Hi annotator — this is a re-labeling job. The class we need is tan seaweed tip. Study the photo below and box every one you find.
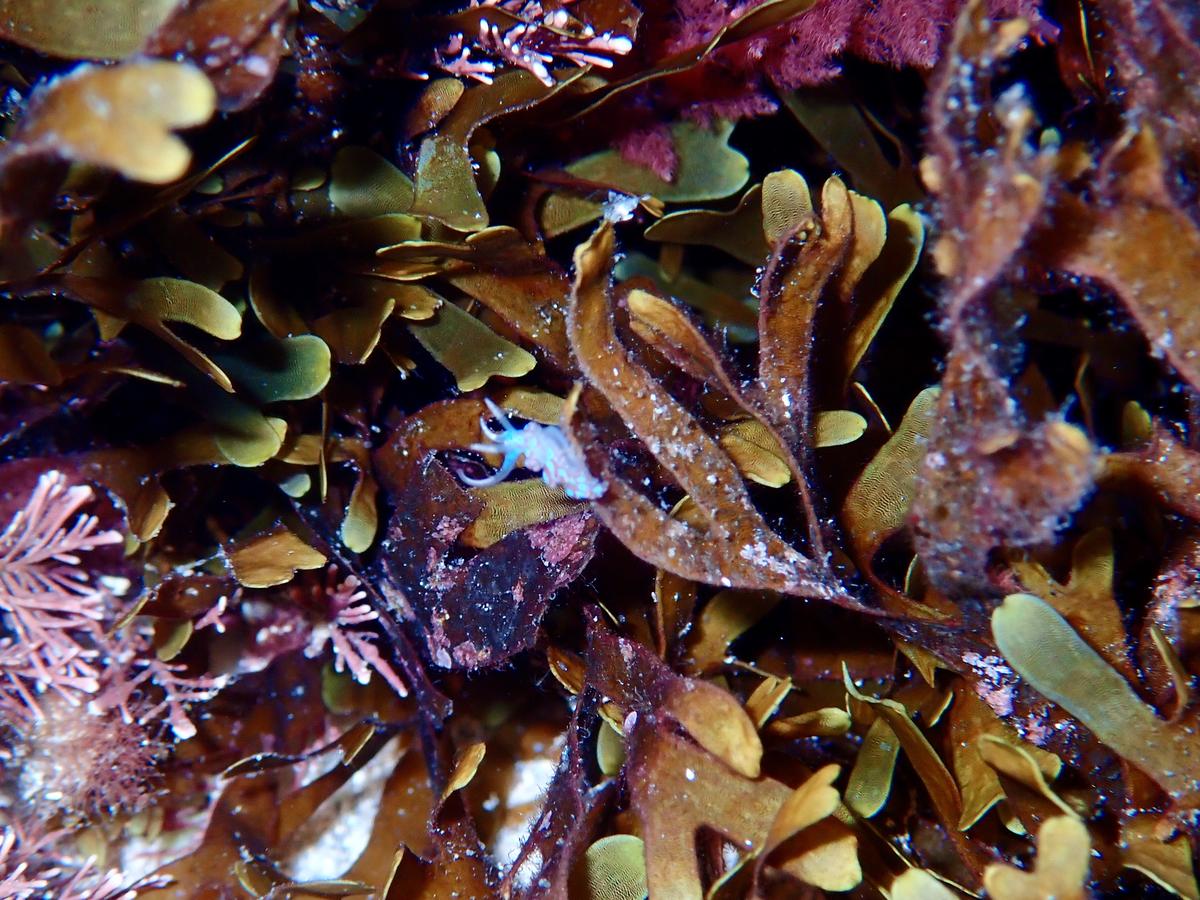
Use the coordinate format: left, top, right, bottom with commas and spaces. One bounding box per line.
27, 59, 217, 185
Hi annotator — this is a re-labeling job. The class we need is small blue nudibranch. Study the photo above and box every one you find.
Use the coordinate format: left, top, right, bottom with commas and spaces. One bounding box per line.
461, 399, 607, 500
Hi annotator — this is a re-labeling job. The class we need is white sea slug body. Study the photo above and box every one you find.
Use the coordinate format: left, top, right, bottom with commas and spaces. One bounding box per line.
461, 399, 607, 500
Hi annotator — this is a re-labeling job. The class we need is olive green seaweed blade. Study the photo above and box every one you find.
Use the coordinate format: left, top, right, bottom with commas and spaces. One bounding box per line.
992, 592, 1200, 806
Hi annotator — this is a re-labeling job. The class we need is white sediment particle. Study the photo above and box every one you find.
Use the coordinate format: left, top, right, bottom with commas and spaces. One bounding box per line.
284, 737, 405, 882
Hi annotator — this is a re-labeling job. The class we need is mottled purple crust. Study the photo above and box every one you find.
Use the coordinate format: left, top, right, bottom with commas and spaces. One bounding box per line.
460, 398, 607, 500
378, 459, 599, 671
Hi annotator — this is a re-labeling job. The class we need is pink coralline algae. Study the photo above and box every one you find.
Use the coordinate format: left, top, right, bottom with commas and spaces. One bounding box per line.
302, 567, 409, 698
434, 0, 634, 86
0, 824, 168, 900
91, 634, 227, 742
0, 471, 122, 718
0, 472, 222, 739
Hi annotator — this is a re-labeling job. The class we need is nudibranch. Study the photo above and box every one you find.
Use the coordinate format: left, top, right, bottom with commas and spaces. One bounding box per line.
460, 399, 607, 500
